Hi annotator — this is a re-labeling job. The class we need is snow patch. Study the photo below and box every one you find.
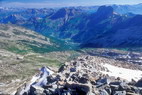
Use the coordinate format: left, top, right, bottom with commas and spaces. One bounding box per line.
20, 66, 54, 95
101, 64, 142, 82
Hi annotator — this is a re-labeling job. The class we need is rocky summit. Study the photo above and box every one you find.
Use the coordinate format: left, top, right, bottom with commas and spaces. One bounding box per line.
15, 55, 142, 95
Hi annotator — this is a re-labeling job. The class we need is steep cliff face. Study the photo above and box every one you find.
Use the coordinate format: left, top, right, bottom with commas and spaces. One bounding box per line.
71, 6, 123, 43
80, 15, 142, 48
50, 8, 80, 20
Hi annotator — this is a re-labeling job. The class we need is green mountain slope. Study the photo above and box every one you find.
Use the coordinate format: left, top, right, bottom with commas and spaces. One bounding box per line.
0, 24, 53, 54
0, 24, 81, 87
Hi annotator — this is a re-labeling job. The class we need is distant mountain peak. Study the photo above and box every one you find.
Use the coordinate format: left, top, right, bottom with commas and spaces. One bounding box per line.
49, 8, 81, 20
96, 6, 114, 17
50, 8, 67, 19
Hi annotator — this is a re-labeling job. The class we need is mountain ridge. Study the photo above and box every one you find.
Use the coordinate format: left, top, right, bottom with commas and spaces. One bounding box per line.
1, 5, 142, 48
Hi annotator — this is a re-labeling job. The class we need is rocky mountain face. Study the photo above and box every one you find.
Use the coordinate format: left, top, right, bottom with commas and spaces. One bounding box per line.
71, 6, 123, 43
15, 55, 142, 95
50, 8, 81, 20
0, 7, 83, 37
68, 6, 142, 48
2, 5, 142, 48
80, 15, 142, 48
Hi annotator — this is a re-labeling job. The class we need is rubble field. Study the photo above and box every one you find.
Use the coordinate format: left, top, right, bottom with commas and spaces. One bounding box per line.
15, 55, 142, 95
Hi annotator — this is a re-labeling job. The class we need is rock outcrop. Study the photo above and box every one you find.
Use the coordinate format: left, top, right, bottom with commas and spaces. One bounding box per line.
15, 55, 142, 95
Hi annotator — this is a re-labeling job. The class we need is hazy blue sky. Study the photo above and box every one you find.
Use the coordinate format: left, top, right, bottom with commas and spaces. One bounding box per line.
1, 0, 142, 8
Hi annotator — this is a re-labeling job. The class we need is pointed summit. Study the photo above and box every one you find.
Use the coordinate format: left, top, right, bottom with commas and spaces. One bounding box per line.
50, 8, 81, 20
97, 6, 113, 14
96, 6, 114, 18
